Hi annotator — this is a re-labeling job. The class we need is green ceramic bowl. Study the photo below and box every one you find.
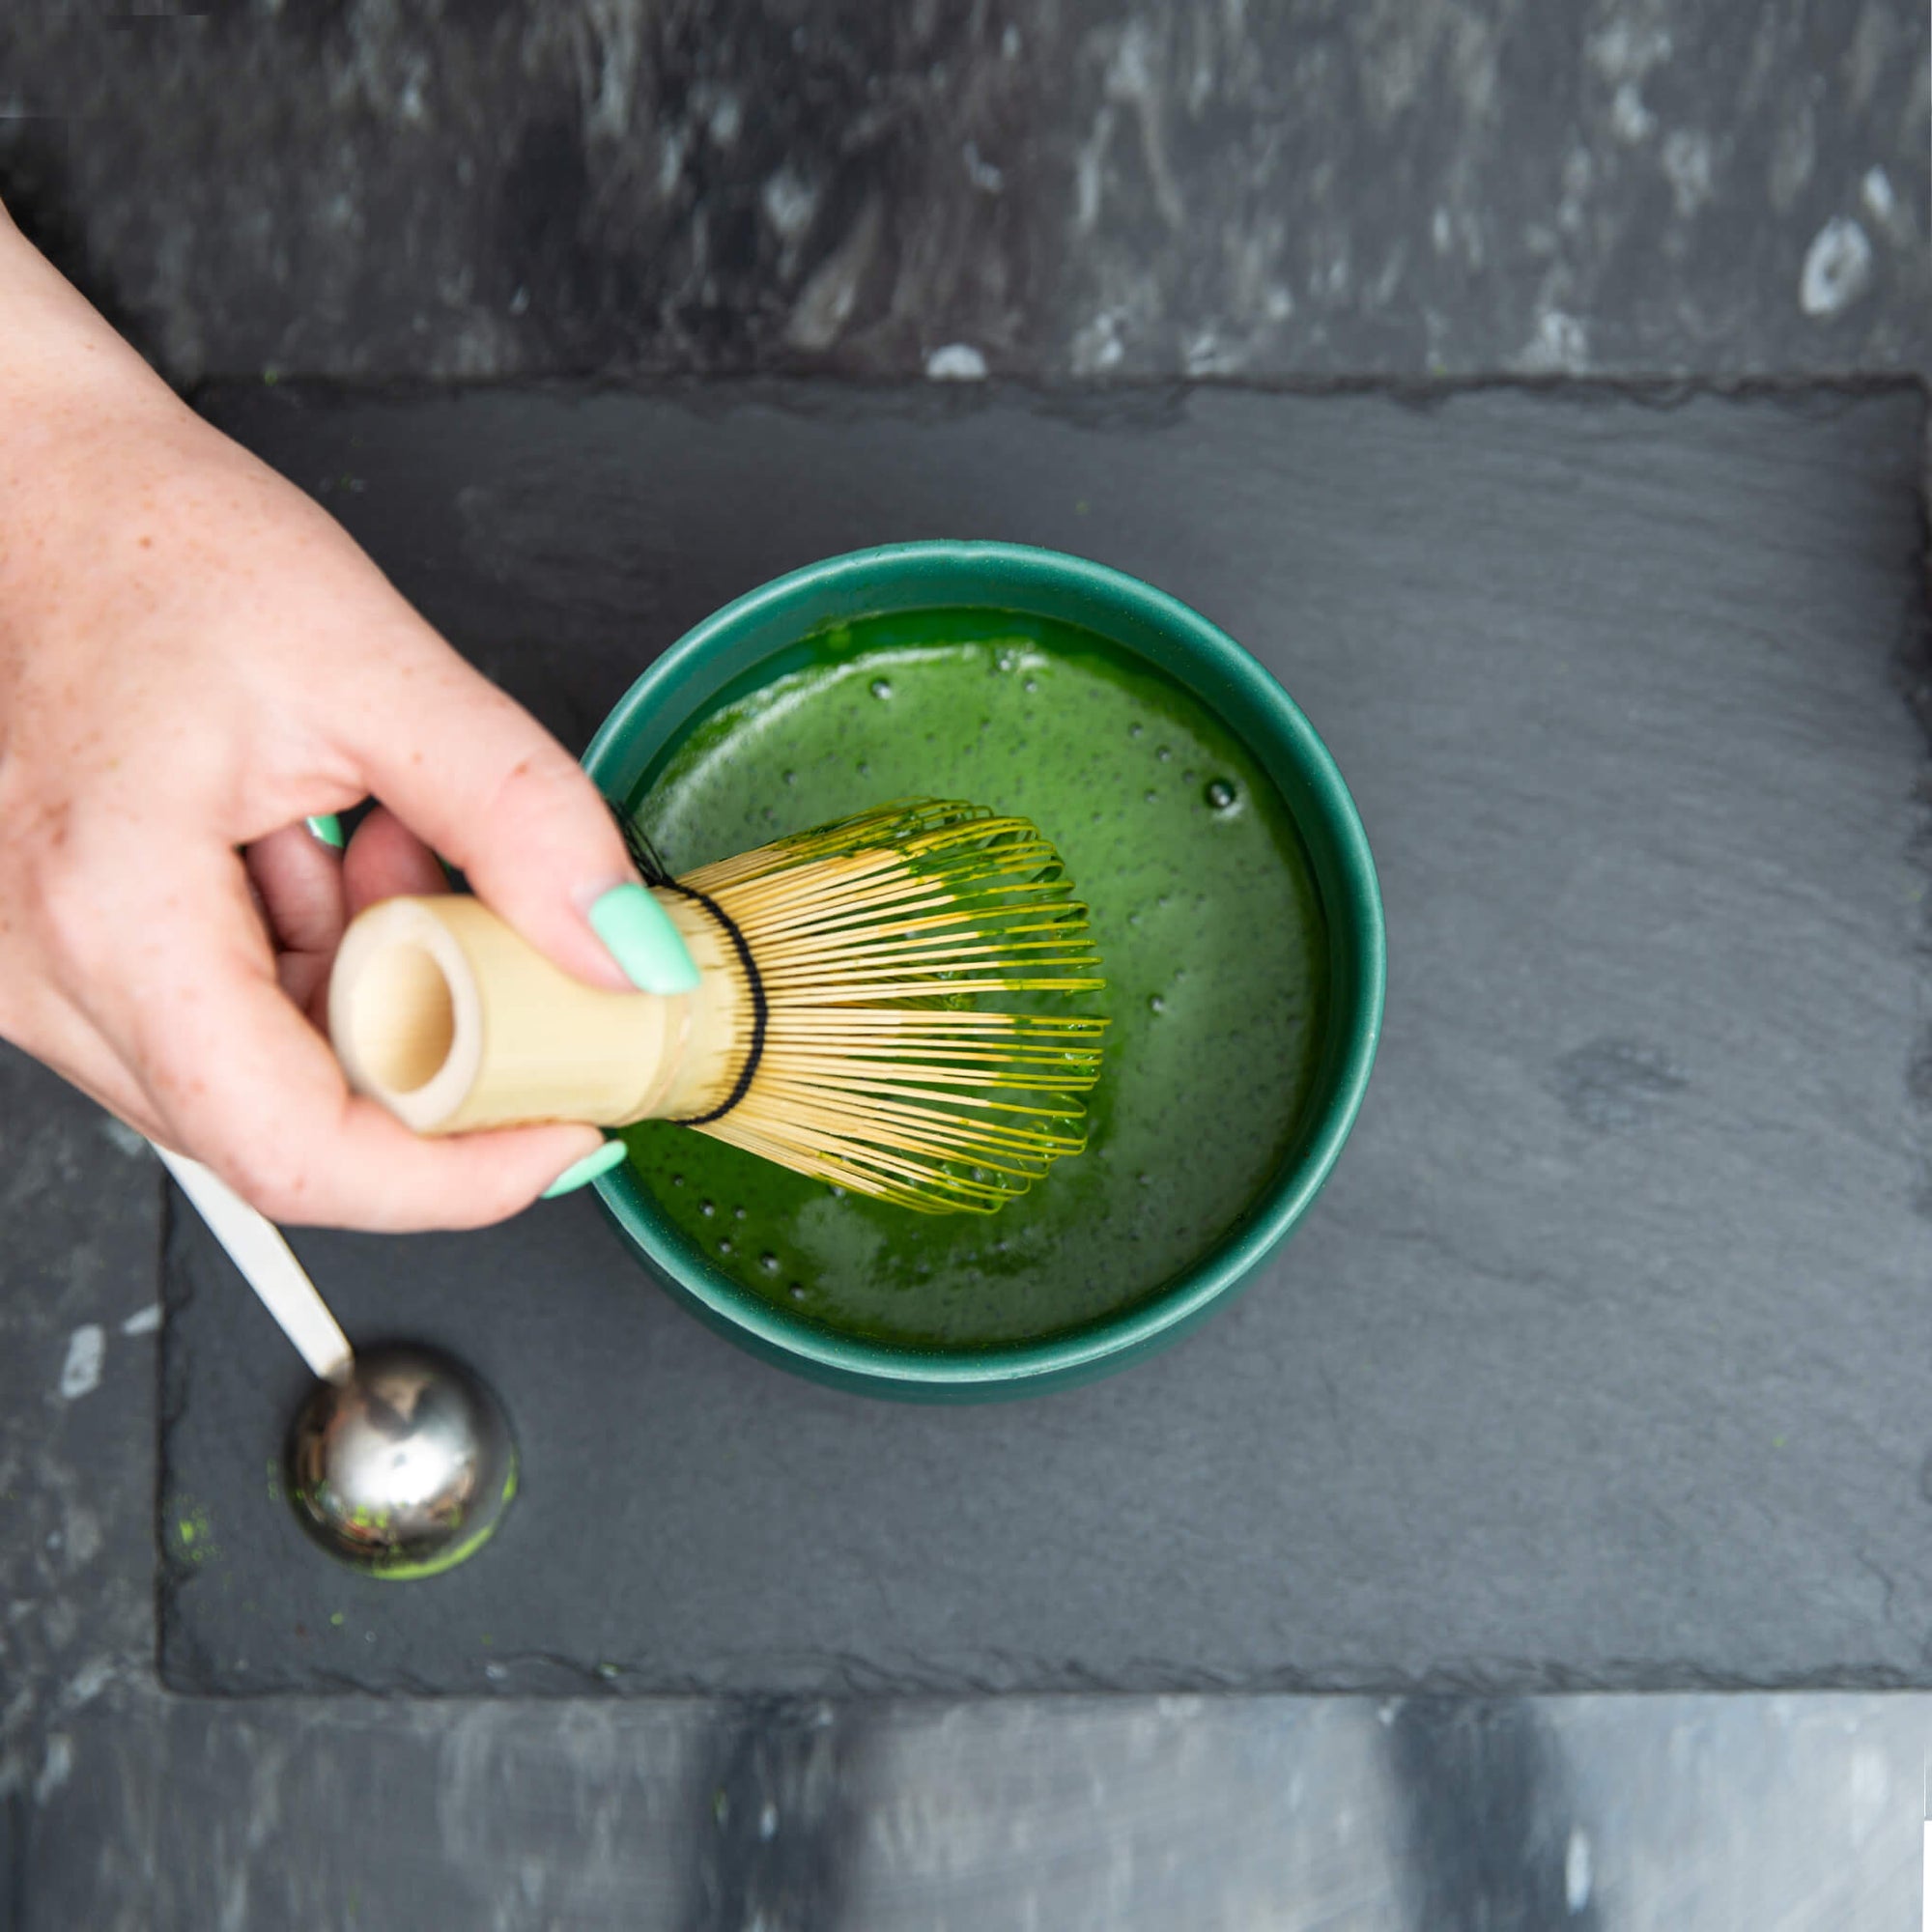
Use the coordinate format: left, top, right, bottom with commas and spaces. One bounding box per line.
583, 541, 1383, 1400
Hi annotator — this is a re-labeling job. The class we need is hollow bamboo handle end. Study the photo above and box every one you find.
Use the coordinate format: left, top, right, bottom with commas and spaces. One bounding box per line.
328, 895, 732, 1135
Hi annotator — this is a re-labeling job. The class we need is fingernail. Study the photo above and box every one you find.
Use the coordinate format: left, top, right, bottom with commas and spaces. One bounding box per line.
587, 883, 701, 994
541, 1139, 626, 1200
306, 814, 345, 850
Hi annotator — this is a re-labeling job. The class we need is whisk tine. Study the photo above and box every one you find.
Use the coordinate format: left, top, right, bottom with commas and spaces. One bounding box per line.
624, 796, 1110, 1212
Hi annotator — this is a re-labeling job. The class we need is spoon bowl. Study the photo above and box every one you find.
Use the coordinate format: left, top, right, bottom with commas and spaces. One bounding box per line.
286, 1343, 517, 1578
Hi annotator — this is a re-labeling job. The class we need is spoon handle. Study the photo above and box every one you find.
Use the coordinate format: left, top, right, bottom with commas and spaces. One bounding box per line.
151, 1143, 355, 1385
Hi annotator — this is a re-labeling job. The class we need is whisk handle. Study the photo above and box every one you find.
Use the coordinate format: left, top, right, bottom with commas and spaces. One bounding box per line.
327, 895, 726, 1134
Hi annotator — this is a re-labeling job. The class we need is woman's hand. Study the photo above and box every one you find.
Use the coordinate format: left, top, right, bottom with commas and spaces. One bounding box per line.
0, 203, 691, 1230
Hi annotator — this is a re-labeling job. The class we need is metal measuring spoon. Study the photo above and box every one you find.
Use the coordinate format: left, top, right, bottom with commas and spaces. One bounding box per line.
156, 1145, 517, 1578
286, 1344, 518, 1579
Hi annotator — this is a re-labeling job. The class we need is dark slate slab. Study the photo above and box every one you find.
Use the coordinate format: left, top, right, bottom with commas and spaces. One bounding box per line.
159, 379, 1932, 1695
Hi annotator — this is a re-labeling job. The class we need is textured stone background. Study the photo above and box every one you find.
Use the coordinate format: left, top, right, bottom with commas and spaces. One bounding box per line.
1, 0, 1927, 385
1, 5, 1930, 1925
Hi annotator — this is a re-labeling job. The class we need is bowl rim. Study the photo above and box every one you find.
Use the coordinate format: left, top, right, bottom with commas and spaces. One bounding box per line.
582, 539, 1385, 1390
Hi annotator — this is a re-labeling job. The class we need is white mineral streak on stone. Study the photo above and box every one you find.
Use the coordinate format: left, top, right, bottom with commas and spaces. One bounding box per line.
62, 1503, 100, 1570
1565, 1827, 1592, 1911
761, 166, 819, 248
784, 196, 883, 352
1103, 21, 1184, 230
925, 344, 988, 381
63, 1657, 113, 1709
581, 0, 644, 142
1800, 216, 1874, 318
704, 87, 742, 148
962, 141, 1005, 193
58, 1326, 104, 1402
1588, 17, 1673, 83
1075, 103, 1117, 234
1661, 128, 1714, 218
1071, 311, 1126, 375
1589, 14, 1671, 144
99, 1117, 149, 1159
1860, 167, 1914, 245
1611, 82, 1655, 142
1184, 329, 1235, 376
1518, 307, 1590, 374
34, 1733, 72, 1804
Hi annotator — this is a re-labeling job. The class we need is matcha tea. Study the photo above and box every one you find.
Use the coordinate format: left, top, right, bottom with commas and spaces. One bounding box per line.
621, 609, 1327, 1347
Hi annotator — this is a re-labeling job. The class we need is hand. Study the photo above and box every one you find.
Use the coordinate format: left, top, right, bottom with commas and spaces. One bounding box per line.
0, 204, 690, 1230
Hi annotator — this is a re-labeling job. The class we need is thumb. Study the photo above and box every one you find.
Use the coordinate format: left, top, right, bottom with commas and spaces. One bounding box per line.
332, 622, 698, 997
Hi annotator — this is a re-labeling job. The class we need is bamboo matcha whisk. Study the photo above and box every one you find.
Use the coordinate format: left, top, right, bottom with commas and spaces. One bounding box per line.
327, 800, 1109, 1212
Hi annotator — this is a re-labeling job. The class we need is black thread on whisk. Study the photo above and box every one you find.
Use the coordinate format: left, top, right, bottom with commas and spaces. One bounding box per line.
606, 797, 768, 1124
608, 799, 673, 888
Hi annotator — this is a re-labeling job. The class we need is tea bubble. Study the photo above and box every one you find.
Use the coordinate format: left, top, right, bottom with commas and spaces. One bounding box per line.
1205, 779, 1237, 810
1128, 723, 1144, 739
1148, 994, 1166, 1014
788, 1284, 806, 1300
1023, 677, 1037, 694
1144, 789, 1158, 804
759, 1252, 781, 1273
869, 678, 893, 700
1155, 746, 1172, 762
734, 1207, 748, 1221
699, 1200, 716, 1217
718, 1238, 733, 1255
782, 769, 797, 786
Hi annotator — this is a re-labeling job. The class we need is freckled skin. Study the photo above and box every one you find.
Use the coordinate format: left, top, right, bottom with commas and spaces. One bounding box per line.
0, 199, 650, 1231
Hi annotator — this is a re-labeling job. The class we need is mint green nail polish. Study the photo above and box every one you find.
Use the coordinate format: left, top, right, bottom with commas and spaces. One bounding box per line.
588, 883, 701, 994
541, 1139, 626, 1200
306, 814, 345, 850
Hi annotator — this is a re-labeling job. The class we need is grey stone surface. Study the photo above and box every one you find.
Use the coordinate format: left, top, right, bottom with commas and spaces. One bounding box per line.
1, 1, 1925, 386
153, 378, 1932, 1698
0, 1048, 162, 1844
10, 1686, 1932, 1928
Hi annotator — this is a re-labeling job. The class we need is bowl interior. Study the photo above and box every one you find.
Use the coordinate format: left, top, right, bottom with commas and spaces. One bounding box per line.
583, 543, 1383, 1396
